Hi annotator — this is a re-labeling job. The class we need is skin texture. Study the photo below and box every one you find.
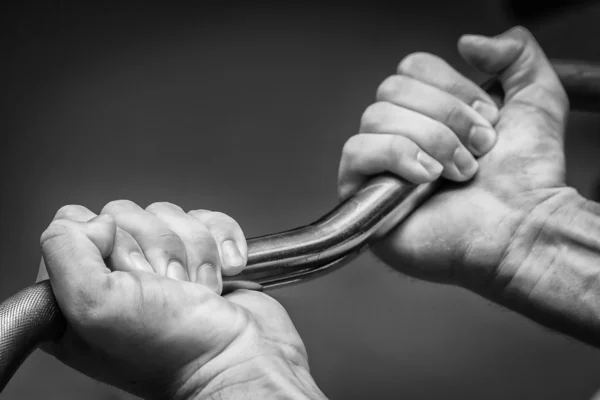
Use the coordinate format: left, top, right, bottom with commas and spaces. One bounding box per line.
37, 204, 325, 399
339, 26, 600, 349
338, 26, 570, 290
35, 25, 600, 399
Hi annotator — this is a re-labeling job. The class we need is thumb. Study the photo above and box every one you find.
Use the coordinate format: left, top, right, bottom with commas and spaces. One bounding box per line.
41, 214, 116, 315
82, 214, 117, 258
457, 26, 569, 128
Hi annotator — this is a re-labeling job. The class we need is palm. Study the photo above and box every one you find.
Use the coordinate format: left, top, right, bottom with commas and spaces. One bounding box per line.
45, 271, 305, 397
374, 95, 568, 286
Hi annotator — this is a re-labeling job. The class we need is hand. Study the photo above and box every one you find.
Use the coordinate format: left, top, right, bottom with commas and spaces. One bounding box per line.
37, 202, 324, 399
338, 27, 575, 294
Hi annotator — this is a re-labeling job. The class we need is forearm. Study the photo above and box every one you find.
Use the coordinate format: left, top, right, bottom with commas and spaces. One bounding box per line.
490, 188, 600, 347
177, 355, 327, 400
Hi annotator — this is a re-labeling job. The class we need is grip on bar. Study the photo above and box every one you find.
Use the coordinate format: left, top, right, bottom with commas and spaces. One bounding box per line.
1, 59, 600, 392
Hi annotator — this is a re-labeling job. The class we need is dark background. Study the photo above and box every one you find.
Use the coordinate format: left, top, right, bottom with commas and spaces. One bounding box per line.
1, 1, 600, 399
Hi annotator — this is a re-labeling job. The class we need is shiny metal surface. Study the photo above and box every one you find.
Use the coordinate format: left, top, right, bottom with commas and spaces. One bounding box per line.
1, 59, 600, 392
224, 176, 439, 290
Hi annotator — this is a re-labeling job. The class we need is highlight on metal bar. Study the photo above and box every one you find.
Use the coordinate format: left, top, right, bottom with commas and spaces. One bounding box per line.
1, 59, 600, 393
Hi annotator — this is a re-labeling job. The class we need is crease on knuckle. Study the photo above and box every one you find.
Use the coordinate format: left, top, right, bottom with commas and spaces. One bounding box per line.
40, 220, 77, 248
427, 127, 458, 162
445, 80, 461, 96
509, 25, 533, 41
157, 231, 186, 250
443, 103, 462, 126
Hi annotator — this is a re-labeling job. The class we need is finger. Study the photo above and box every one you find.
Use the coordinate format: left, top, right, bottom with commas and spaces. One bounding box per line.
338, 133, 441, 200
145, 202, 222, 293
50, 205, 154, 274
458, 26, 568, 130
37, 205, 98, 282
377, 74, 497, 156
101, 200, 188, 281
106, 228, 154, 274
360, 102, 478, 181
40, 213, 115, 318
397, 52, 499, 125
187, 210, 247, 276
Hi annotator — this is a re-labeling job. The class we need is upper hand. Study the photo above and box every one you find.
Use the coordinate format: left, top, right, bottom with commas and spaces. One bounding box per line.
37, 202, 314, 399
338, 27, 575, 292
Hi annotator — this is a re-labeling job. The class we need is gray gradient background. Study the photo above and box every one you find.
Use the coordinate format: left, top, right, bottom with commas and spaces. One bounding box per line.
2, 1, 600, 399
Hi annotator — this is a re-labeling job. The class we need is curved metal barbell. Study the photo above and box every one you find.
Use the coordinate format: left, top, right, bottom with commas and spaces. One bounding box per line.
1, 59, 600, 392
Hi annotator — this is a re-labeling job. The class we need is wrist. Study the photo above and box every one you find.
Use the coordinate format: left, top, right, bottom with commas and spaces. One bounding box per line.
489, 187, 584, 297
207, 355, 325, 400
487, 187, 600, 346
179, 355, 325, 400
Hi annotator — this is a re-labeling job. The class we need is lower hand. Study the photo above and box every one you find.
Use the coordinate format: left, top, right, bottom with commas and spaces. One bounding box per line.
37, 201, 323, 399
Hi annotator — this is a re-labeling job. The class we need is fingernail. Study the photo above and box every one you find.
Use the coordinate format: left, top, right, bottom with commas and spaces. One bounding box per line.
197, 263, 220, 293
221, 240, 244, 269
469, 125, 496, 155
472, 100, 499, 125
453, 146, 478, 177
167, 261, 188, 281
416, 151, 443, 178
129, 252, 153, 272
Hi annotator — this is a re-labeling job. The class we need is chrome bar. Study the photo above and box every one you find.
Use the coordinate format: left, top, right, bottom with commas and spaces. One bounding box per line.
2, 59, 600, 392
223, 175, 440, 290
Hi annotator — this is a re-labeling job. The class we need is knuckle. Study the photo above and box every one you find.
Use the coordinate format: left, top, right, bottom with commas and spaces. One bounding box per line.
360, 101, 390, 131
54, 204, 92, 221
158, 230, 185, 249
509, 25, 533, 41
207, 212, 241, 234
397, 52, 435, 75
102, 199, 138, 214
342, 134, 366, 164
422, 126, 457, 160
445, 80, 461, 96
40, 219, 78, 248
443, 103, 462, 126
145, 201, 183, 214
376, 75, 403, 100
201, 211, 236, 226
188, 209, 211, 219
